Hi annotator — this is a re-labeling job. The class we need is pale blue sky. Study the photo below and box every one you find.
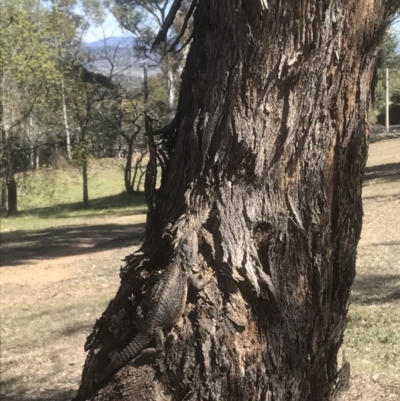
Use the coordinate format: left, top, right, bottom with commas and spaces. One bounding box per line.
84, 14, 399, 45
393, 19, 400, 36
83, 13, 131, 43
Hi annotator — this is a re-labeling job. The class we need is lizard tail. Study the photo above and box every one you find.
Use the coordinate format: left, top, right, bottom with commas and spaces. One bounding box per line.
96, 331, 152, 383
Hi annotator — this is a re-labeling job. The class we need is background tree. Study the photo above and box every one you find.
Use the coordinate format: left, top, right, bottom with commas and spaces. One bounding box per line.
1, 0, 175, 215
370, 28, 400, 125
0, 0, 60, 215
92, 42, 172, 194
377, 28, 400, 70
107, 0, 192, 118
46, 0, 85, 161
96, 94, 147, 194
64, 64, 116, 207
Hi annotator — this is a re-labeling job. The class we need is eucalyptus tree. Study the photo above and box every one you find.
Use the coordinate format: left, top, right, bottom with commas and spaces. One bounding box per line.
75, 1, 400, 401
63, 64, 116, 208
108, 0, 192, 117
371, 27, 400, 120
47, 0, 84, 160
0, 0, 59, 214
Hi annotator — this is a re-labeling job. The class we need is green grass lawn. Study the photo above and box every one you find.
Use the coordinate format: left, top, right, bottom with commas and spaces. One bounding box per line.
0, 158, 147, 234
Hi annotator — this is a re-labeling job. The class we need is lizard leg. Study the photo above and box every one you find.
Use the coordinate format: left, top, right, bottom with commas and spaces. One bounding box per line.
140, 328, 165, 358
189, 271, 212, 290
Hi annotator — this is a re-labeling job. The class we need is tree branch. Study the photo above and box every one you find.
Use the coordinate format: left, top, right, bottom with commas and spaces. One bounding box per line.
152, 0, 183, 50
168, 0, 198, 52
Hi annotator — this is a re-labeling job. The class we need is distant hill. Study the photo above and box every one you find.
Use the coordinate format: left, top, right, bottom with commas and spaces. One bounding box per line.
85, 36, 137, 49
82, 36, 161, 79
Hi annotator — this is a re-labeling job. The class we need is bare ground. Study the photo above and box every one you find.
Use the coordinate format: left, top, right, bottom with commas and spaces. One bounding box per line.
1, 139, 399, 401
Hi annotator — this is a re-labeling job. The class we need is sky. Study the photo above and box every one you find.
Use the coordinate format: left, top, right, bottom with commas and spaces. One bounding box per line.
394, 19, 400, 36
83, 13, 400, 45
83, 13, 131, 43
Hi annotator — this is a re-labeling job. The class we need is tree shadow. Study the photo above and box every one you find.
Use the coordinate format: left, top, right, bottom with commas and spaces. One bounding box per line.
0, 360, 77, 399
2, 192, 147, 220
59, 322, 92, 338
363, 162, 400, 183
0, 221, 145, 267
363, 193, 400, 201
0, 387, 76, 401
351, 274, 400, 305
369, 241, 400, 247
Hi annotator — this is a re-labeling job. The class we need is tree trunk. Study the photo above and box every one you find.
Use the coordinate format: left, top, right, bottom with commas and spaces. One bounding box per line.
29, 146, 34, 170
124, 137, 134, 194
62, 79, 72, 160
82, 159, 89, 208
0, 129, 7, 212
27, 116, 37, 170
1, 181, 6, 212
34, 146, 39, 169
143, 61, 149, 111
7, 175, 17, 216
167, 68, 175, 116
131, 151, 146, 194
75, 1, 396, 401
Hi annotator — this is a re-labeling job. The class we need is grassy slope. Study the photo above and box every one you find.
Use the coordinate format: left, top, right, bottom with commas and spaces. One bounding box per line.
0, 159, 146, 235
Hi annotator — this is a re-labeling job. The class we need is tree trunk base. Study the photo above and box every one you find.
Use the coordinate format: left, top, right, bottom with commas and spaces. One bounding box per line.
7, 178, 17, 216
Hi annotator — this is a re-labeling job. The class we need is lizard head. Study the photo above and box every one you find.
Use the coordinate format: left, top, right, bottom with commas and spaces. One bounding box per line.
176, 230, 198, 267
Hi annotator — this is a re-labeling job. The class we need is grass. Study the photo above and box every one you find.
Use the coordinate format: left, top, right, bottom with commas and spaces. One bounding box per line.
345, 303, 400, 373
343, 271, 400, 376
0, 158, 147, 234
0, 257, 119, 396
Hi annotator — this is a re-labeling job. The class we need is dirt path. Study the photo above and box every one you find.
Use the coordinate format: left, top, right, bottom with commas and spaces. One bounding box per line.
0, 215, 145, 400
0, 139, 399, 401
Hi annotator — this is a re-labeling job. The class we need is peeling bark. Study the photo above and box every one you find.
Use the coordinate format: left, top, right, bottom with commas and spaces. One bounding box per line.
74, 1, 397, 401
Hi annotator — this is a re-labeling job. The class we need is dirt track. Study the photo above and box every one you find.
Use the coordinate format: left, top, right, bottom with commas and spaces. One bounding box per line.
0, 139, 399, 401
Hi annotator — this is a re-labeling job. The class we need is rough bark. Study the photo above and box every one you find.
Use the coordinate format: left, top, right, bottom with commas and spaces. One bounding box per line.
75, 1, 397, 401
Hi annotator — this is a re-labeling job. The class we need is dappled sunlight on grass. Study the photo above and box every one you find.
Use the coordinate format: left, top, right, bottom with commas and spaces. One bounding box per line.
1, 192, 146, 234
0, 159, 147, 234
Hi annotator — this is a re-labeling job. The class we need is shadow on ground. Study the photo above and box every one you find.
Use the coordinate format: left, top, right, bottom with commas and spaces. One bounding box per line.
370, 241, 400, 247
352, 274, 400, 305
1, 192, 146, 221
364, 162, 400, 183
0, 389, 76, 401
0, 221, 145, 266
